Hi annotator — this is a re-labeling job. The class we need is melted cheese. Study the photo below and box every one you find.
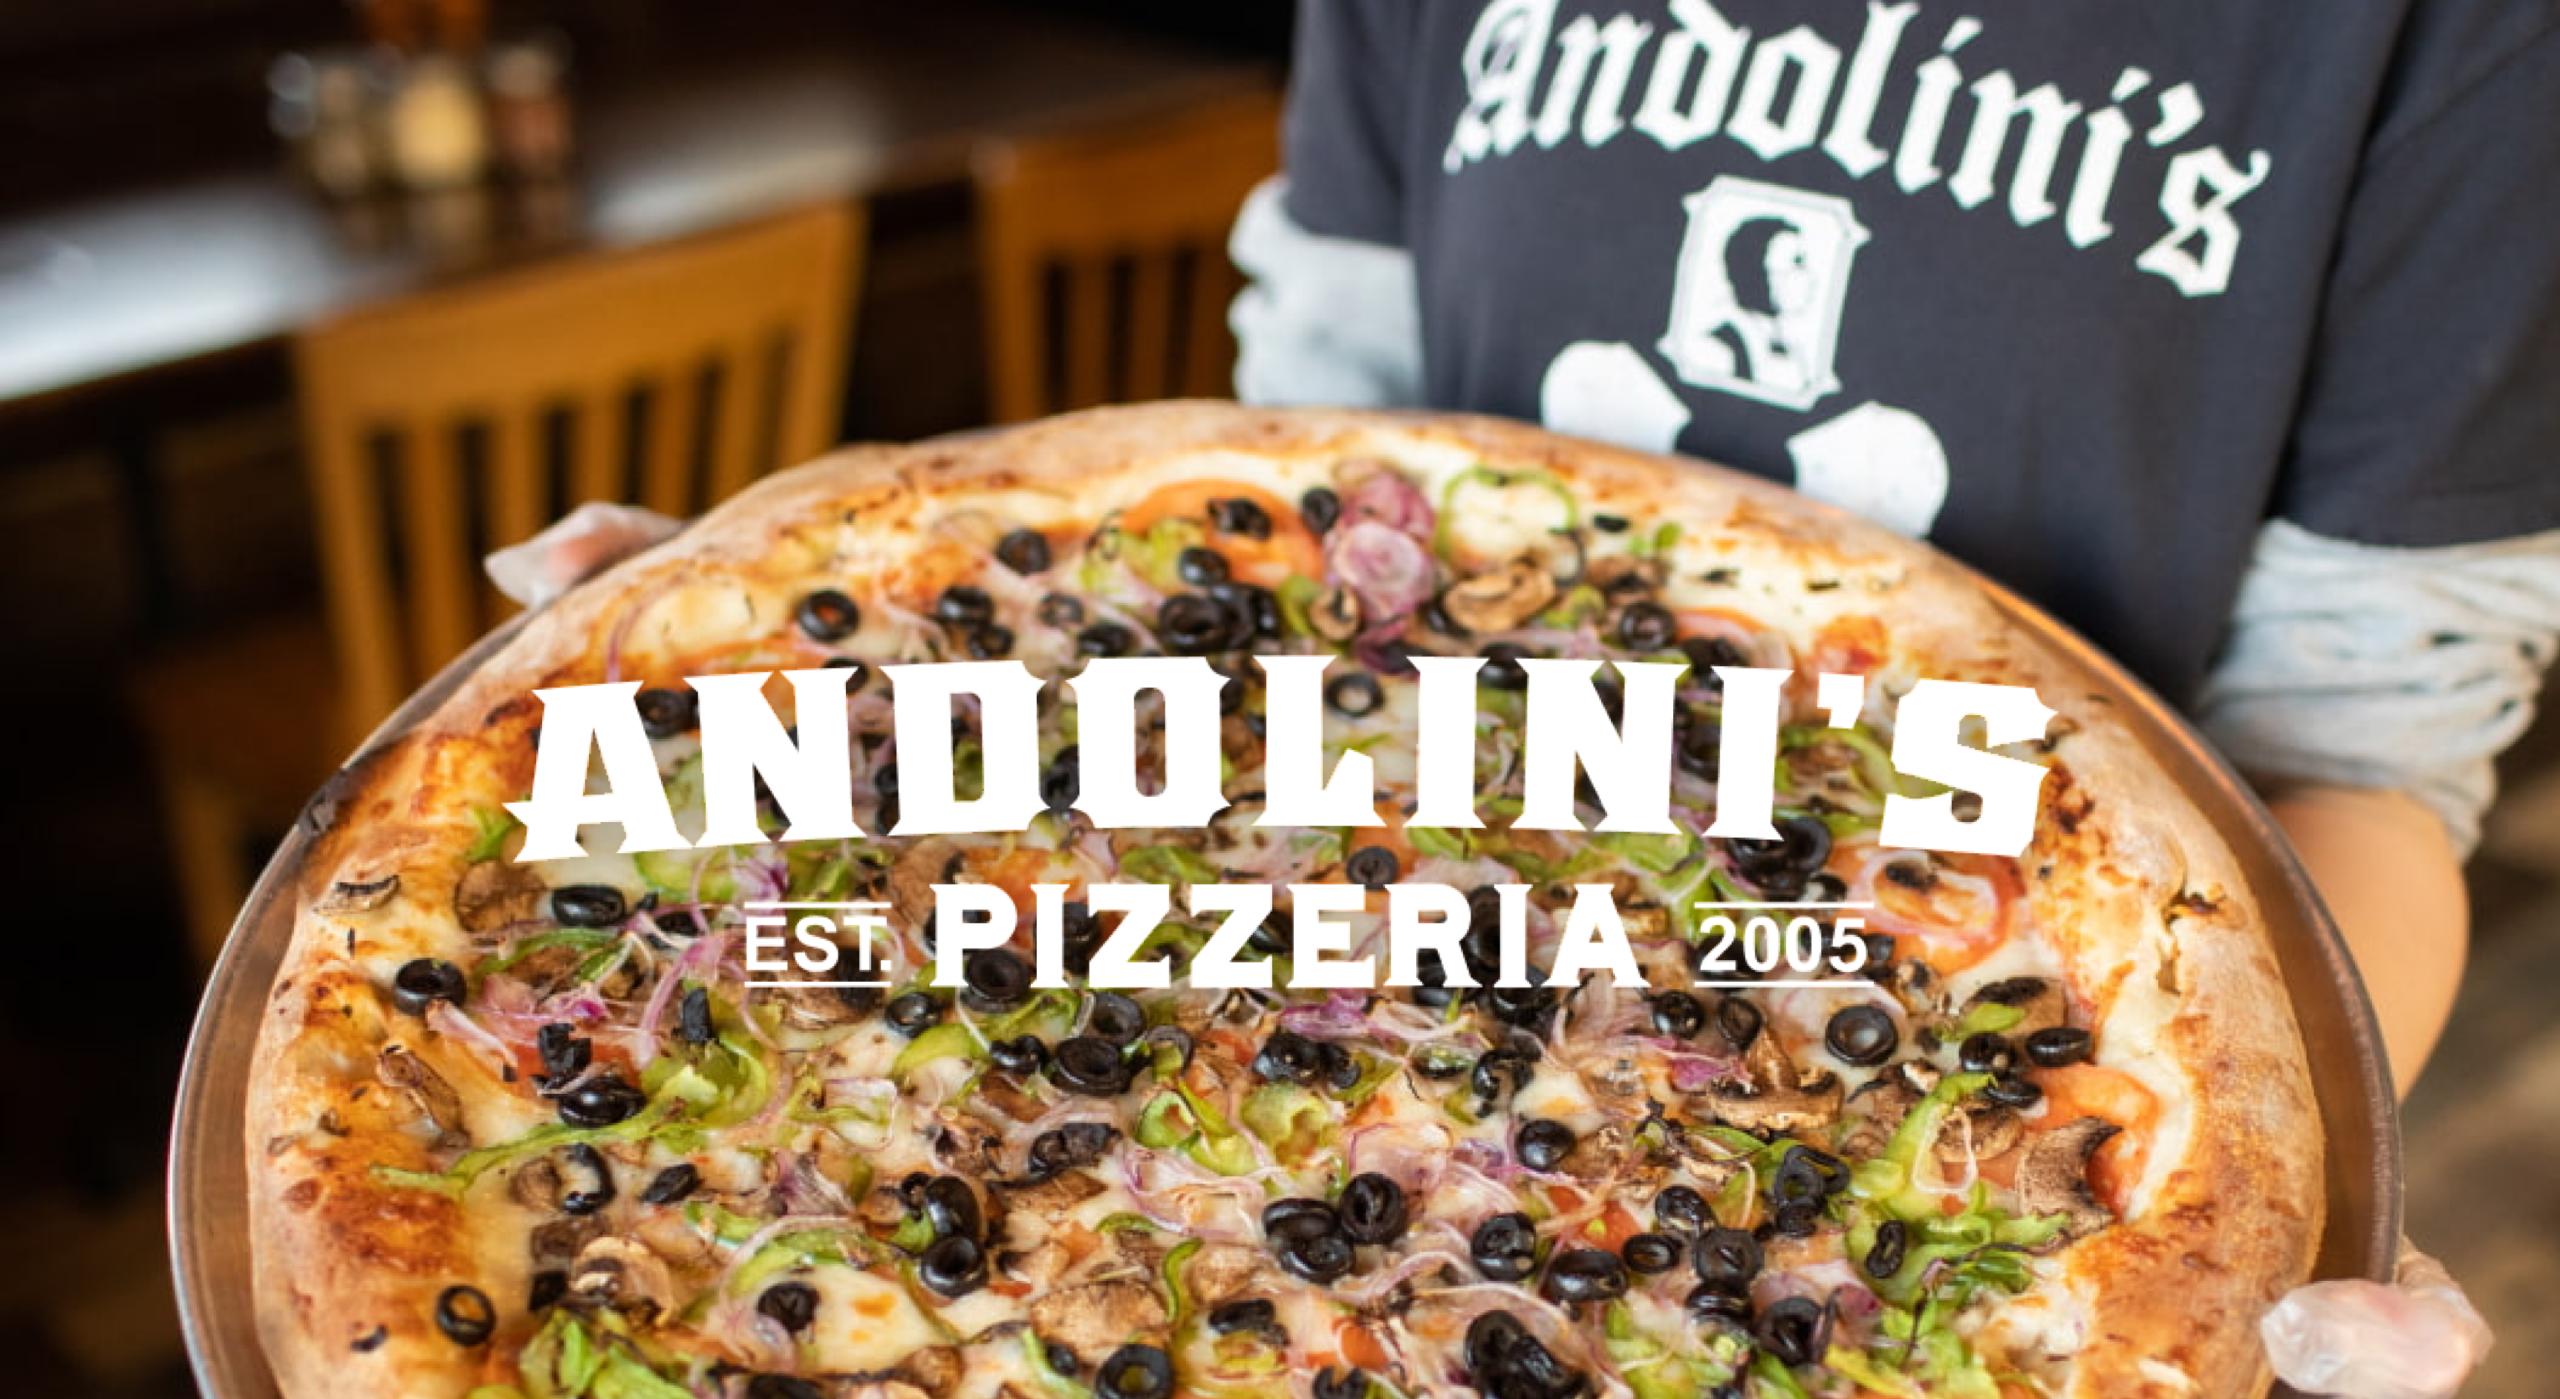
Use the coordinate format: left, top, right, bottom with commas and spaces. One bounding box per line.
803, 1268, 945, 1373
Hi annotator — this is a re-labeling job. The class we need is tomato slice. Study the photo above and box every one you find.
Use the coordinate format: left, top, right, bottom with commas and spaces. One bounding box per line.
2034, 1064, 2159, 1212
1835, 844, 2019, 974
1116, 480, 1324, 588
1333, 1320, 1393, 1371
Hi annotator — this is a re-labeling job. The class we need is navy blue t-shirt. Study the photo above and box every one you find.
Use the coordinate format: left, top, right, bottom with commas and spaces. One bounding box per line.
1280, 0, 2560, 700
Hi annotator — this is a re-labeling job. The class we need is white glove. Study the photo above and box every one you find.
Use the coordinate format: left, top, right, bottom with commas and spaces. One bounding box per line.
2261, 1243, 2491, 1399
484, 502, 685, 608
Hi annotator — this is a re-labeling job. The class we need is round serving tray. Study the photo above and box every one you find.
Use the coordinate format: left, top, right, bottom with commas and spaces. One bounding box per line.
168, 516, 2400, 1399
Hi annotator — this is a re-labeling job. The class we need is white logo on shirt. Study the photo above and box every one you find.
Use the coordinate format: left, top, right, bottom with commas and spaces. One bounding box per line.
1538, 172, 1950, 535
1444, 0, 2271, 299
1659, 175, 1869, 411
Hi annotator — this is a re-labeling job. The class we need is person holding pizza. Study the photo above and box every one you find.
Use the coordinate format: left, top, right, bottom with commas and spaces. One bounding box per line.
1230, 1, 2551, 1390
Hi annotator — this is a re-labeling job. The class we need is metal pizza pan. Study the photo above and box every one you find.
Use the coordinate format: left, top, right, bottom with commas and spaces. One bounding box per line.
169, 478, 2399, 1399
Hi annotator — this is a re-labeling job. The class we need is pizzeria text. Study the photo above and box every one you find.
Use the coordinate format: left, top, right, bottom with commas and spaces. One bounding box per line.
505, 655, 2055, 993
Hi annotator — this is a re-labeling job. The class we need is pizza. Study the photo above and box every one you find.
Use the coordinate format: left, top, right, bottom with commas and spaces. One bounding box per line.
243, 403, 2321, 1399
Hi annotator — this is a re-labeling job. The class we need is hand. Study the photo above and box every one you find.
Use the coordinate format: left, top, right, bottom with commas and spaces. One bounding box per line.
2261, 1242, 2491, 1398
483, 502, 685, 608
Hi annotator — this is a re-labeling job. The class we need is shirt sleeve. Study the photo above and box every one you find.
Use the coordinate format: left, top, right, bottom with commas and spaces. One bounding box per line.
2198, 520, 2560, 857
1278, 0, 1422, 246
2273, 15, 2560, 545
1229, 179, 1426, 408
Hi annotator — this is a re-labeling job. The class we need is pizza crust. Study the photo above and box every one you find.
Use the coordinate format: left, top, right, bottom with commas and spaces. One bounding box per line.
246, 402, 2322, 1399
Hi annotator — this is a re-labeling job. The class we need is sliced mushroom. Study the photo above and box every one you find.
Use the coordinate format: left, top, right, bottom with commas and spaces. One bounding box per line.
528, 1215, 604, 1269
774, 981, 881, 1031
1439, 557, 1559, 633
1666, 1132, 1746, 1192
1309, 584, 1363, 642
631, 1209, 717, 1270
1884, 959, 1942, 1017
1706, 1079, 1843, 1136
929, 1111, 1007, 1178
898, 1347, 964, 1393
316, 874, 400, 914
1894, 1060, 1943, 1094
2016, 1116, 2122, 1242
1177, 1244, 1272, 1308
891, 838, 966, 931
510, 1156, 563, 1212
1619, 900, 1671, 940
507, 941, 588, 996
1837, 1077, 1922, 1159
1704, 1025, 1842, 1135
455, 859, 548, 936
1931, 1107, 2024, 1164
857, 1184, 910, 1229
1560, 1122, 1636, 1184
375, 1045, 466, 1148
1109, 1222, 1169, 1274
1782, 741, 1866, 807
1028, 1279, 1169, 1365
1001, 1238, 1076, 1290
1578, 1048, 1648, 1103
566, 1235, 676, 1320
974, 1075, 1050, 1123
1963, 977, 2069, 1038
1587, 555, 1665, 597
995, 1168, 1107, 1217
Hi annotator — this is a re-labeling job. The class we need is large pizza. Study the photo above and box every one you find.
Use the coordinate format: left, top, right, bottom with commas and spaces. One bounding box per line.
243, 404, 2320, 1399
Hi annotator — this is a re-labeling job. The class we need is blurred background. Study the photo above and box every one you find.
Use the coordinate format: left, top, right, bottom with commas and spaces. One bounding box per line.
0, 2, 2548, 1396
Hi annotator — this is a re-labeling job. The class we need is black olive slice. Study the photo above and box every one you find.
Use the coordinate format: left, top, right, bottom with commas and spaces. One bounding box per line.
433, 1284, 495, 1346
1824, 1004, 1900, 1066
918, 1234, 987, 1296
1050, 1035, 1133, 1096
635, 686, 699, 739
996, 529, 1052, 574
391, 958, 466, 1016
1515, 1118, 1576, 1172
795, 589, 861, 641
1337, 1172, 1408, 1245
1095, 1343, 1174, 1399
1544, 1247, 1630, 1303
2024, 1025, 2094, 1067
639, 1163, 699, 1206
758, 1280, 819, 1334
1344, 845, 1400, 888
550, 884, 626, 928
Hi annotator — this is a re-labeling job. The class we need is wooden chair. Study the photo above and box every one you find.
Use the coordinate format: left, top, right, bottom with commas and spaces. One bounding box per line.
300, 201, 861, 726
144, 201, 862, 962
975, 87, 1280, 422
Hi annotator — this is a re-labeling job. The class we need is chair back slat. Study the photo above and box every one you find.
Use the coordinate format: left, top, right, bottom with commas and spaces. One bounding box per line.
708, 335, 772, 502
571, 388, 627, 507
1122, 252, 1175, 402
294, 203, 861, 733
640, 365, 703, 519
1181, 247, 1241, 401
1063, 258, 1113, 411
975, 89, 1278, 422
486, 410, 545, 558
399, 419, 477, 684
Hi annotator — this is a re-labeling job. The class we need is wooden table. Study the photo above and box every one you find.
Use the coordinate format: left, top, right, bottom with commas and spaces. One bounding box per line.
0, 7, 1264, 413
0, 6, 1265, 633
